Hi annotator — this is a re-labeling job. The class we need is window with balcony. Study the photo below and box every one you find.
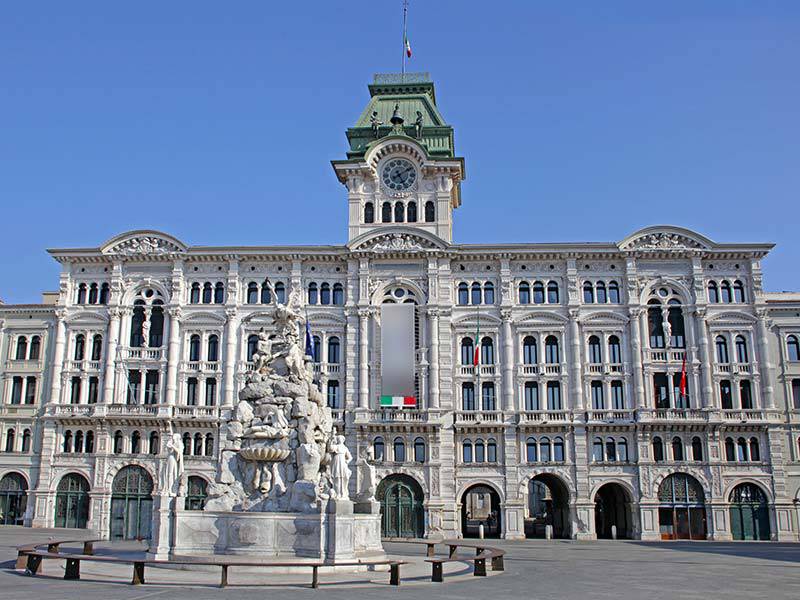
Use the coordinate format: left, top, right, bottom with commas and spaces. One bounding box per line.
311, 336, 321, 363
246, 334, 258, 361
480, 337, 494, 364
590, 381, 604, 409
611, 381, 624, 409
24, 377, 36, 404
545, 336, 559, 363
608, 335, 621, 364
462, 383, 475, 411
91, 334, 102, 361
793, 379, 800, 409
21, 429, 32, 453
205, 378, 217, 406
29, 336, 40, 360
740, 380, 753, 409
70, 377, 81, 404
647, 303, 665, 349
186, 378, 198, 406
74, 334, 85, 361
720, 380, 733, 409
481, 382, 496, 411
588, 336, 602, 364
523, 336, 537, 364
460, 338, 474, 366
735, 336, 748, 363
653, 436, 664, 462
653, 373, 669, 409
87, 377, 98, 404
4, 429, 15, 452
716, 336, 729, 363
327, 380, 340, 409
208, 335, 219, 362
328, 337, 340, 364
10, 377, 22, 405
524, 382, 539, 410
189, 335, 201, 362
546, 381, 561, 410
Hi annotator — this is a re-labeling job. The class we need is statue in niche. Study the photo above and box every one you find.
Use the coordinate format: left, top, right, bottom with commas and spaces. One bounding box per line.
662, 315, 672, 348
328, 434, 353, 501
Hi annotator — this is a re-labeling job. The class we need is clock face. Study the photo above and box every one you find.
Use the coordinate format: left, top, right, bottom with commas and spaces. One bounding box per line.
381, 158, 417, 191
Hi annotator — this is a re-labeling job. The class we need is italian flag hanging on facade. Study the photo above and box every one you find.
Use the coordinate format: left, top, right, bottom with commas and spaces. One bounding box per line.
473, 307, 480, 367
380, 395, 416, 408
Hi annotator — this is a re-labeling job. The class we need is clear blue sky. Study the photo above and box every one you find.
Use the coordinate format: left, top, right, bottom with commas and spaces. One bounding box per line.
1, 2, 798, 303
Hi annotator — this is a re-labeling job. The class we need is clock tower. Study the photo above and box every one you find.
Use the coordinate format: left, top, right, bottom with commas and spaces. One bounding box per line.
331, 73, 465, 245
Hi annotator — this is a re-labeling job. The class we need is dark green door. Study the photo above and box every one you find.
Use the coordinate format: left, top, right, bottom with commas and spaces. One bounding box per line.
55, 474, 90, 528
110, 466, 154, 540
730, 483, 770, 540
0, 473, 28, 525
378, 475, 424, 538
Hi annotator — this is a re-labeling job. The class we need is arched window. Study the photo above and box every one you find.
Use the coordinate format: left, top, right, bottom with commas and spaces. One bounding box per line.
246, 334, 258, 361
480, 337, 494, 364
737, 437, 748, 462
4, 429, 15, 452
545, 336, 559, 363
74, 334, 85, 361
205, 433, 214, 456
394, 202, 405, 223
424, 200, 435, 222
716, 336, 729, 363
149, 431, 159, 455
608, 281, 620, 304
519, 281, 530, 304
130, 431, 140, 454
617, 438, 628, 462
720, 380, 733, 409
740, 380, 753, 409
364, 201, 374, 223
185, 476, 208, 511
483, 282, 495, 305
326, 380, 340, 409
463, 440, 473, 463
735, 336, 748, 363
721, 281, 732, 303
21, 429, 31, 453
327, 337, 340, 363
182, 432, 191, 455
70, 376, 81, 404
524, 382, 539, 410
88, 283, 99, 304
75, 431, 84, 453
553, 437, 564, 462
189, 283, 200, 304
214, 282, 225, 304
532, 281, 545, 304
91, 334, 102, 361
591, 380, 605, 409
672, 437, 684, 461
311, 336, 321, 362
733, 280, 745, 303
205, 378, 217, 406
471, 282, 482, 305
15, 337, 27, 360
725, 437, 736, 461
583, 282, 594, 303
749, 437, 761, 462
260, 281, 272, 304
588, 336, 602, 363
207, 335, 219, 362
307, 283, 318, 305
526, 437, 538, 462
457, 282, 469, 306
547, 281, 559, 304
481, 382, 496, 411
652, 436, 664, 462
523, 336, 537, 364
596, 281, 607, 304
406, 201, 417, 222
688, 436, 702, 462
29, 336, 40, 360
100, 282, 110, 304
85, 431, 94, 453
474, 439, 486, 463
202, 282, 213, 304
648, 303, 665, 348
460, 338, 474, 365
462, 383, 476, 411
540, 437, 551, 462
186, 377, 198, 406
414, 437, 425, 463
708, 281, 719, 303
605, 437, 617, 462
194, 433, 203, 456
247, 282, 258, 304
320, 283, 331, 305
592, 437, 603, 462
189, 334, 201, 362
274, 282, 286, 304
487, 439, 498, 463
113, 430, 123, 454
63, 430, 72, 453
381, 201, 392, 223
332, 283, 344, 305
76, 283, 87, 304
373, 437, 385, 461
393, 437, 406, 463
788, 335, 800, 361
608, 335, 621, 363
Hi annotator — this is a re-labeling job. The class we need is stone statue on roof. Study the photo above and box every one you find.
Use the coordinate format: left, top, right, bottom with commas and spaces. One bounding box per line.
414, 110, 423, 138
370, 110, 383, 138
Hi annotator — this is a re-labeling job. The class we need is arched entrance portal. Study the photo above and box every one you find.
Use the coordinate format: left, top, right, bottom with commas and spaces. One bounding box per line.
55, 473, 90, 529
0, 473, 27, 525
110, 466, 154, 540
462, 484, 501, 538
594, 483, 632, 539
376, 474, 424, 538
525, 474, 570, 539
657, 473, 707, 540
729, 483, 770, 540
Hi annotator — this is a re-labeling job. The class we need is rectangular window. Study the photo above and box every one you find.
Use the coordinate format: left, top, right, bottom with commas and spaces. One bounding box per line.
611, 381, 624, 409
740, 380, 753, 409
326, 380, 340, 409
793, 379, 800, 410
126, 370, 141, 404
24, 377, 36, 404
10, 377, 23, 405
653, 373, 670, 409
462, 384, 475, 411
546, 381, 562, 410
87, 377, 98, 404
524, 382, 539, 411
673, 373, 689, 409
720, 380, 733, 410
591, 381, 604, 409
205, 378, 217, 406
186, 378, 198, 406
70, 376, 81, 404
482, 383, 496, 411
145, 370, 159, 405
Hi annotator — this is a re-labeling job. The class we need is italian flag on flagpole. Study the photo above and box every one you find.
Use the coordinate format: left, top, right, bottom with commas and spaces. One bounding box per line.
405, 35, 412, 58
380, 395, 416, 408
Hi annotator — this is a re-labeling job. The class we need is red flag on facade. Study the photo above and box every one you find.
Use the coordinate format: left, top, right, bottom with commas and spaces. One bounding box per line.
679, 356, 687, 398
473, 307, 480, 367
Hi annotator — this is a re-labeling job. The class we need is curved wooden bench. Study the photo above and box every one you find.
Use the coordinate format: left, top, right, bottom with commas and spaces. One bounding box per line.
424, 541, 505, 582
16, 539, 99, 570
382, 537, 444, 558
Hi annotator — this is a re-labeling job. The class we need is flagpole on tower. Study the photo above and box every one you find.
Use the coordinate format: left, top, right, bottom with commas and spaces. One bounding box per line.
401, 0, 409, 77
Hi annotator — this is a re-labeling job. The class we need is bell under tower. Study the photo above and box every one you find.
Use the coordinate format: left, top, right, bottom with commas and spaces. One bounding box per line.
331, 73, 465, 244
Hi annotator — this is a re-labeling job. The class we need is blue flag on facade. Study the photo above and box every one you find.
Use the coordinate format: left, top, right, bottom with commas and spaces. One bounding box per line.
305, 320, 315, 358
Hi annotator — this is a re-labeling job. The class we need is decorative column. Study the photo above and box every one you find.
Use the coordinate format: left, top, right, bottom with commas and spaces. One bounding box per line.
569, 310, 583, 410
755, 309, 775, 408
428, 308, 440, 409
629, 307, 646, 408
695, 308, 714, 408
102, 308, 122, 405
358, 308, 370, 409
165, 308, 181, 406
48, 309, 68, 405
223, 308, 239, 407
501, 309, 514, 411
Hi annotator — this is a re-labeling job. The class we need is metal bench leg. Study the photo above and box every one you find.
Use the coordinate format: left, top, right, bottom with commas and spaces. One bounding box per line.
390, 563, 400, 586
83, 542, 94, 556
16, 551, 28, 570
131, 562, 145, 585
474, 558, 487, 577
449, 545, 457, 558
432, 562, 443, 583
26, 554, 42, 576
47, 543, 60, 554
64, 558, 81, 580
312, 565, 319, 589
220, 565, 228, 588
491, 555, 505, 571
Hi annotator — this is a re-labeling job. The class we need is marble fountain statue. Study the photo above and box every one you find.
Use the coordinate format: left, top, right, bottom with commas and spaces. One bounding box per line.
148, 284, 384, 562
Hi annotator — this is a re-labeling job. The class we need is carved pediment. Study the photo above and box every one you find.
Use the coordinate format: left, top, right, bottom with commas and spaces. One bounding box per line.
102, 230, 187, 258
619, 226, 712, 253
348, 227, 448, 254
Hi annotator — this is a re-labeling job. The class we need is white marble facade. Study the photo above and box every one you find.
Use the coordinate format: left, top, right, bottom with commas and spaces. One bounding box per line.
2, 74, 800, 543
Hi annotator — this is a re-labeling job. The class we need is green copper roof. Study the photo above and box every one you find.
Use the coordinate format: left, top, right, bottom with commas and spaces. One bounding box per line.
345, 73, 456, 159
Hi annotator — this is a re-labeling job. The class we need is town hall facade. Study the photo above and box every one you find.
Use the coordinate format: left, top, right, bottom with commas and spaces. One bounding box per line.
2, 73, 800, 542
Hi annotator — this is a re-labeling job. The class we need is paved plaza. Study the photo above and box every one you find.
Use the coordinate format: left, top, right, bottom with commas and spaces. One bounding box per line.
0, 528, 798, 600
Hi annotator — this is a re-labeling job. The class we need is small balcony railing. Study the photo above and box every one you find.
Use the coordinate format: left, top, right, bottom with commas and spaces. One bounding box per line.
585, 409, 635, 423
182, 360, 222, 373
645, 349, 687, 362
119, 347, 165, 361
454, 410, 503, 425
517, 410, 570, 424
639, 408, 706, 422
458, 365, 497, 377
370, 409, 426, 423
